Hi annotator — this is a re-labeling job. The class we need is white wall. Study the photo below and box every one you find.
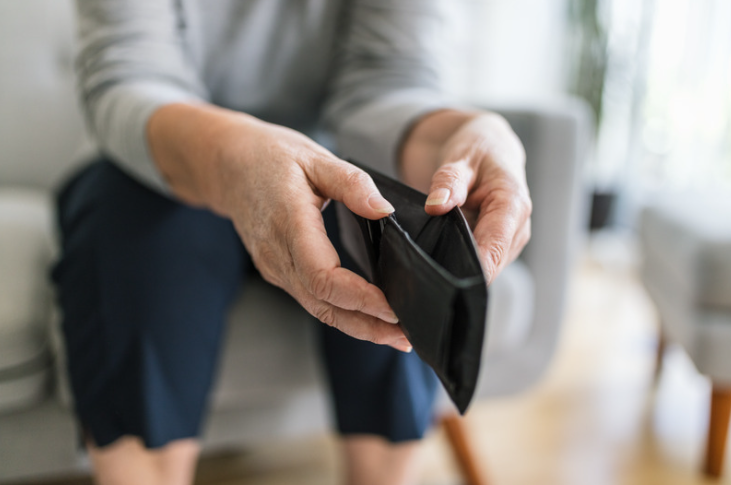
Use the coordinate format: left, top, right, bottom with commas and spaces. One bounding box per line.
446, 0, 571, 105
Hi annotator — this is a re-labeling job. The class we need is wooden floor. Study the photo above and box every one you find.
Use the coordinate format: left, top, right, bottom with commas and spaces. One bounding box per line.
21, 232, 731, 485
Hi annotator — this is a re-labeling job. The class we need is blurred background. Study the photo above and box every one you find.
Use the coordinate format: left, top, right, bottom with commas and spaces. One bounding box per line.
1, 0, 730, 484
445, 0, 731, 226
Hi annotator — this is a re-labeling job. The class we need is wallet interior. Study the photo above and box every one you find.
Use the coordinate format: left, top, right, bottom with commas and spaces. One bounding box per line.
338, 163, 488, 413
363, 170, 484, 286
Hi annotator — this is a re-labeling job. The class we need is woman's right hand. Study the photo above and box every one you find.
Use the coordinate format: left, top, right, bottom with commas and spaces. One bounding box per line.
148, 103, 412, 352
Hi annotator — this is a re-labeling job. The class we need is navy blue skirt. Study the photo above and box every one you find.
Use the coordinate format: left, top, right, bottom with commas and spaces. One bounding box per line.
51, 160, 438, 449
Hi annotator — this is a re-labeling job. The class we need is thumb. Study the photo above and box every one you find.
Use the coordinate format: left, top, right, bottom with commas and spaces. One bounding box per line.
425, 159, 475, 216
306, 158, 394, 220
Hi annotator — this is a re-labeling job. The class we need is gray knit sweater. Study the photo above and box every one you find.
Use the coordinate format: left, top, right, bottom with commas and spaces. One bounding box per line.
75, 0, 451, 193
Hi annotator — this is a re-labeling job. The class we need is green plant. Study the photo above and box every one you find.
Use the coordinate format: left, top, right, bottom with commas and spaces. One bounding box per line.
567, 0, 609, 128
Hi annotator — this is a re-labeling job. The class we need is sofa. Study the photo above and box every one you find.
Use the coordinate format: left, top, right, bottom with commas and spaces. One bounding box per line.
0, 1, 591, 482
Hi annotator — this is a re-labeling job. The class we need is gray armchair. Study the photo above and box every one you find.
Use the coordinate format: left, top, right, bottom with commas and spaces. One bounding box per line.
640, 197, 731, 478
0, 1, 590, 482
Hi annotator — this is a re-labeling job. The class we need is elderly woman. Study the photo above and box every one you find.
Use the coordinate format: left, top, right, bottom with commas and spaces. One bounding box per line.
53, 1, 531, 484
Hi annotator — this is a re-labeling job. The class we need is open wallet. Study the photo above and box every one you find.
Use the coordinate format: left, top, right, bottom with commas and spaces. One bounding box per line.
335, 161, 489, 414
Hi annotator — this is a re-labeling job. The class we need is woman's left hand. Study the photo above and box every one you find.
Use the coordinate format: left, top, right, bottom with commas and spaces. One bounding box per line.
400, 111, 532, 284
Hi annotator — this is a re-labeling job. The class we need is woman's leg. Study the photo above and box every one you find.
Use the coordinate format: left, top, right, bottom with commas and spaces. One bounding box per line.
343, 437, 422, 485
321, 324, 437, 485
53, 161, 247, 484
86, 437, 199, 485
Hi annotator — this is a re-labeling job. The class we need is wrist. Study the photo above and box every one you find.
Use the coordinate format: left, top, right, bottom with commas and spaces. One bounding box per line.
147, 102, 258, 214
399, 109, 480, 191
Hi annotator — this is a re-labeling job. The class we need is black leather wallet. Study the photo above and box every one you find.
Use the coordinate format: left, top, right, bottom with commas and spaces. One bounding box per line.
335, 162, 489, 413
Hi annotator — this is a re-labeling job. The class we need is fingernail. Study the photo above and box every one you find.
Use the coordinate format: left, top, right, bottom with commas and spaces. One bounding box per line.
395, 337, 412, 353
378, 310, 399, 324
368, 194, 395, 214
426, 188, 450, 206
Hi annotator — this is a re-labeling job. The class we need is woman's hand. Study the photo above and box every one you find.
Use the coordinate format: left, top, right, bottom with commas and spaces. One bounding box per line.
148, 103, 411, 352
401, 110, 532, 283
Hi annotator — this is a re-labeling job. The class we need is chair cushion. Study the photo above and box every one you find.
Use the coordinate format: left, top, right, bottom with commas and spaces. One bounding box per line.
0, 189, 56, 412
641, 197, 731, 311
0, 359, 52, 414
211, 277, 327, 411
0, 190, 55, 367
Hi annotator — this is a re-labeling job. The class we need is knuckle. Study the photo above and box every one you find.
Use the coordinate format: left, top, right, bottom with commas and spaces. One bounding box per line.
483, 193, 513, 215
482, 240, 508, 272
508, 197, 524, 218
310, 268, 334, 301
354, 295, 367, 313
313, 304, 336, 326
490, 187, 532, 221
343, 169, 371, 191
371, 332, 391, 346
356, 325, 378, 344
435, 165, 463, 187
489, 244, 507, 267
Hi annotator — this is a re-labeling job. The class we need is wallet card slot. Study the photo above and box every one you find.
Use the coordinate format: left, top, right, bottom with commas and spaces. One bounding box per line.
377, 221, 459, 374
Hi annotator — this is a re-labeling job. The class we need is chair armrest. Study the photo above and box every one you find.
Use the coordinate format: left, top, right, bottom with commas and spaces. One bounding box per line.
476, 99, 593, 395
0, 189, 56, 369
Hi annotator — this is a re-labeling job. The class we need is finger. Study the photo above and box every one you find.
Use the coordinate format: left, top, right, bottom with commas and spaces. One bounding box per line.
287, 203, 399, 323
509, 219, 531, 261
471, 195, 524, 284
305, 158, 394, 220
425, 159, 476, 216
288, 277, 412, 352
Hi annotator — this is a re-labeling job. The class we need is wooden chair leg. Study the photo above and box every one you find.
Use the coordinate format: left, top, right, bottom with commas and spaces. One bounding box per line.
440, 413, 489, 485
704, 386, 731, 478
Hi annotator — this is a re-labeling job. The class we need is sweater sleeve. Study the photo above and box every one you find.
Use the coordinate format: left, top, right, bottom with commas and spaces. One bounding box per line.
75, 0, 207, 193
322, 0, 456, 178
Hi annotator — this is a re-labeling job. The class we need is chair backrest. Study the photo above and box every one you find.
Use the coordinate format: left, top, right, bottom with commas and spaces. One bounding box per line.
0, 0, 92, 191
